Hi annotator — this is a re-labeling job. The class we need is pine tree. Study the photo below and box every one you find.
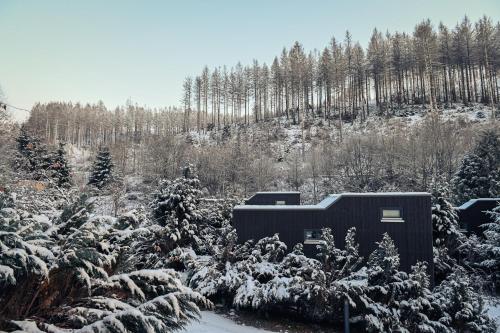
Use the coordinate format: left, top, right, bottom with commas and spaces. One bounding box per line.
15, 128, 53, 178
88, 146, 113, 189
367, 233, 400, 283
317, 227, 362, 281
50, 142, 72, 187
434, 267, 496, 332
1, 188, 211, 332
474, 204, 500, 290
432, 191, 464, 248
151, 164, 202, 250
453, 130, 500, 203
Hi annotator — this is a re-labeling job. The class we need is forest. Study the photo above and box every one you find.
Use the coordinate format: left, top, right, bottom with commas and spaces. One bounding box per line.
0, 13, 500, 333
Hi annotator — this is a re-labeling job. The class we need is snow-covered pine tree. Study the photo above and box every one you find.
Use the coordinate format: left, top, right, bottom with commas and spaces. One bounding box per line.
434, 267, 496, 332
367, 232, 400, 284
316, 227, 341, 273
453, 153, 492, 203
88, 146, 113, 189
397, 262, 452, 333
1, 192, 211, 332
151, 164, 202, 250
432, 189, 467, 282
453, 129, 500, 203
15, 128, 53, 179
50, 142, 72, 187
432, 192, 461, 242
363, 235, 451, 332
339, 227, 364, 278
474, 204, 500, 291
317, 227, 363, 281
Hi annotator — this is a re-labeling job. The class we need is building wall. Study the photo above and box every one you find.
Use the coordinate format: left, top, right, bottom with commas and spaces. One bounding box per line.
245, 192, 301, 205
233, 194, 434, 283
457, 199, 499, 235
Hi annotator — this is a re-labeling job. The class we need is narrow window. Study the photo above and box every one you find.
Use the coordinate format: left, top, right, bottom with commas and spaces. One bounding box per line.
381, 208, 404, 222
304, 229, 322, 244
275, 200, 286, 205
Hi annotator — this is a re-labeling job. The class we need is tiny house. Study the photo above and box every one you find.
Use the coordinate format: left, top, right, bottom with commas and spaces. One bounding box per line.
456, 198, 499, 235
233, 192, 434, 282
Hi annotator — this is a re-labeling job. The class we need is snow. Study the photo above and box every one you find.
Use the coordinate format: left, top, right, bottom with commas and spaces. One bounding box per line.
183, 311, 276, 333
486, 300, 500, 331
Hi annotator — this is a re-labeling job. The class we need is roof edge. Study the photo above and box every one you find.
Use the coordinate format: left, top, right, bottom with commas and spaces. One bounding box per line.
235, 192, 431, 211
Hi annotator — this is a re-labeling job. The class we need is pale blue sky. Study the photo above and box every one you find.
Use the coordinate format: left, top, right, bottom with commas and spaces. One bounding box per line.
1, 0, 499, 119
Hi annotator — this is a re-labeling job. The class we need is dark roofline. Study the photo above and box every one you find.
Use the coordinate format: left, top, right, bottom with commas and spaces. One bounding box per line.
457, 198, 500, 210
234, 192, 430, 211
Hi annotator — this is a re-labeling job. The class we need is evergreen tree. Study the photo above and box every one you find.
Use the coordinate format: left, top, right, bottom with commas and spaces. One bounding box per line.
0, 189, 210, 332
367, 233, 400, 284
453, 153, 491, 203
88, 146, 113, 189
317, 227, 362, 281
432, 191, 464, 248
151, 164, 202, 250
453, 130, 500, 203
50, 142, 72, 187
15, 128, 53, 178
474, 204, 500, 290
434, 267, 496, 332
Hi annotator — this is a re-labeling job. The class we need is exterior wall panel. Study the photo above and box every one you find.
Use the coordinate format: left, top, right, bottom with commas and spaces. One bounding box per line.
233, 193, 434, 284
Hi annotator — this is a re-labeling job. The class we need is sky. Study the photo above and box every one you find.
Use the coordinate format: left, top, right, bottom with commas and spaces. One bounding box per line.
1, 0, 499, 120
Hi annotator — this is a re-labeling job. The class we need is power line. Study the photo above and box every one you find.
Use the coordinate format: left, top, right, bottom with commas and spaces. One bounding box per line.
0, 102, 31, 113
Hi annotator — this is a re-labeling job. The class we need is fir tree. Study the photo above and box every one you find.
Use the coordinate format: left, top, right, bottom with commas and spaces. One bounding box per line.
88, 146, 113, 189
432, 192, 464, 248
453, 129, 500, 203
474, 204, 500, 291
317, 227, 362, 281
367, 233, 400, 284
434, 267, 496, 332
50, 142, 72, 187
15, 128, 53, 178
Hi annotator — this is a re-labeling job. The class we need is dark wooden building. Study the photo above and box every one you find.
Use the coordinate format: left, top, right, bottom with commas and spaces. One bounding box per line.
244, 192, 301, 205
456, 198, 499, 236
233, 192, 434, 282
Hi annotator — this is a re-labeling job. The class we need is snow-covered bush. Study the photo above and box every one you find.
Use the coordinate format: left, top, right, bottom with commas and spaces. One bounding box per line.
0, 182, 211, 332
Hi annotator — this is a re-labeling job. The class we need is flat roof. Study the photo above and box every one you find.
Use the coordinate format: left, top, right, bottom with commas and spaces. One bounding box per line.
235, 192, 430, 210
457, 198, 500, 210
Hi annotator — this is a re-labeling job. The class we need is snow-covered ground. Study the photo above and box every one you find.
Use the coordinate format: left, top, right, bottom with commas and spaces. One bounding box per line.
184, 311, 276, 333
486, 300, 500, 332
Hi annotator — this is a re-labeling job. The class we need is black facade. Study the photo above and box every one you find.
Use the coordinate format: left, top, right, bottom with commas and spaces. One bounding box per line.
233, 192, 434, 283
244, 192, 301, 205
456, 198, 499, 236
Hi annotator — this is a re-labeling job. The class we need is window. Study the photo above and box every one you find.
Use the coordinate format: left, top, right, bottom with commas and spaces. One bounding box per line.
275, 200, 286, 205
381, 208, 404, 222
304, 229, 322, 244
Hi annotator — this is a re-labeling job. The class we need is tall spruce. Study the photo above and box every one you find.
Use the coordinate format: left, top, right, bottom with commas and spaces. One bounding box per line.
51, 142, 72, 188
88, 146, 113, 189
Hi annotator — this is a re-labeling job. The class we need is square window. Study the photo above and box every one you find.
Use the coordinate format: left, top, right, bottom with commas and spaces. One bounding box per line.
304, 229, 322, 244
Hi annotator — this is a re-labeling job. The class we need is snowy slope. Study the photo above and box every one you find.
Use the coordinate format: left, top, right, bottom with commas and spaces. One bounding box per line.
184, 311, 276, 333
